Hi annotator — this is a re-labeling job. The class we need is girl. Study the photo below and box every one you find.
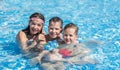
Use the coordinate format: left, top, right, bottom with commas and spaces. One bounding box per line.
17, 12, 46, 54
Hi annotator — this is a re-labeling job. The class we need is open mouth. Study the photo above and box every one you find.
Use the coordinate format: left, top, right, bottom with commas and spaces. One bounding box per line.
31, 28, 39, 34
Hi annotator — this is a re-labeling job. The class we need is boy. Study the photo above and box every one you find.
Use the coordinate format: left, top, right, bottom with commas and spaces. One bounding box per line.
45, 16, 63, 43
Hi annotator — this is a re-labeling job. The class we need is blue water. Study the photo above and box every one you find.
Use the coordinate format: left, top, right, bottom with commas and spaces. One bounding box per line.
0, 0, 120, 70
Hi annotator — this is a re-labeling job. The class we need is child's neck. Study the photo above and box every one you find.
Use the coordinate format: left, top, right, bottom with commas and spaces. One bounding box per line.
47, 34, 57, 42
28, 34, 36, 40
74, 40, 79, 44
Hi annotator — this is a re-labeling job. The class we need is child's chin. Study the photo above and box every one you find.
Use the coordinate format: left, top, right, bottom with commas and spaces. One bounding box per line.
51, 36, 57, 39
31, 31, 38, 34
50, 35, 57, 38
66, 42, 71, 44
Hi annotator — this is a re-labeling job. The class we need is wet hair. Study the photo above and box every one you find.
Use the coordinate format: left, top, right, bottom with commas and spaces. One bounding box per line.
30, 12, 45, 22
64, 23, 78, 35
49, 16, 63, 28
22, 12, 45, 39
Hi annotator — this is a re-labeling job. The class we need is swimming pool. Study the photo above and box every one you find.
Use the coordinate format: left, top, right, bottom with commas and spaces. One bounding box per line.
0, 0, 120, 70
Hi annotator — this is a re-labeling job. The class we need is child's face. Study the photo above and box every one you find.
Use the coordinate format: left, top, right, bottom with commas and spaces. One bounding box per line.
63, 28, 77, 44
29, 20, 43, 35
48, 21, 62, 38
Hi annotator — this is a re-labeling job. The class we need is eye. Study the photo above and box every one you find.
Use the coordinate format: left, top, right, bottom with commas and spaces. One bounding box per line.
55, 28, 59, 30
50, 28, 54, 30
70, 34, 73, 37
37, 24, 41, 27
64, 34, 67, 36
31, 22, 36, 25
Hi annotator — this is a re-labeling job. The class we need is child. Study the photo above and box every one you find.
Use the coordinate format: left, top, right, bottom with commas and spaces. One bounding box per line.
45, 16, 63, 43
17, 12, 46, 55
59, 23, 96, 64
61, 22, 79, 44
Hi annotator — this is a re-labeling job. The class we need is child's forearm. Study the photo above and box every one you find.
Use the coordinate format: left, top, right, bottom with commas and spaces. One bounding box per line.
26, 41, 37, 51
21, 41, 37, 52
37, 50, 49, 61
51, 58, 69, 63
70, 47, 91, 57
70, 51, 89, 58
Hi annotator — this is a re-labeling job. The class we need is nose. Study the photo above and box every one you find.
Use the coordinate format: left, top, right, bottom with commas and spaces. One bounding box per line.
66, 36, 70, 39
34, 25, 38, 29
52, 29, 56, 32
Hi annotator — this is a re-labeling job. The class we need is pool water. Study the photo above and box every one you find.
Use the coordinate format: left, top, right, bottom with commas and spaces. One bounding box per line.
0, 0, 120, 70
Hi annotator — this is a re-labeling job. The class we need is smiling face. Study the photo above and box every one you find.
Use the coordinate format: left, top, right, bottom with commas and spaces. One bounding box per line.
29, 18, 43, 35
63, 28, 77, 44
48, 21, 62, 39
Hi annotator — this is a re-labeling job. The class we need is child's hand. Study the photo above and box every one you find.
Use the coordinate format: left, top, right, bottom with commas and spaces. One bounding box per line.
36, 44, 44, 51
36, 34, 46, 44
29, 56, 41, 66
57, 33, 63, 41
65, 59, 76, 65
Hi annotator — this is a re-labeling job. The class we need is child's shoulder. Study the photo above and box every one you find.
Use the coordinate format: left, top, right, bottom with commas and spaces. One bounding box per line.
17, 30, 27, 39
18, 30, 25, 35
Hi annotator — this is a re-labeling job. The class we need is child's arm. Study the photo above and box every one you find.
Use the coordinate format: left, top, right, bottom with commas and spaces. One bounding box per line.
30, 50, 49, 65
17, 31, 37, 52
71, 48, 91, 57
48, 49, 73, 63
48, 56, 71, 63
35, 34, 47, 51
36, 34, 47, 45
37, 50, 49, 61
70, 44, 91, 57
